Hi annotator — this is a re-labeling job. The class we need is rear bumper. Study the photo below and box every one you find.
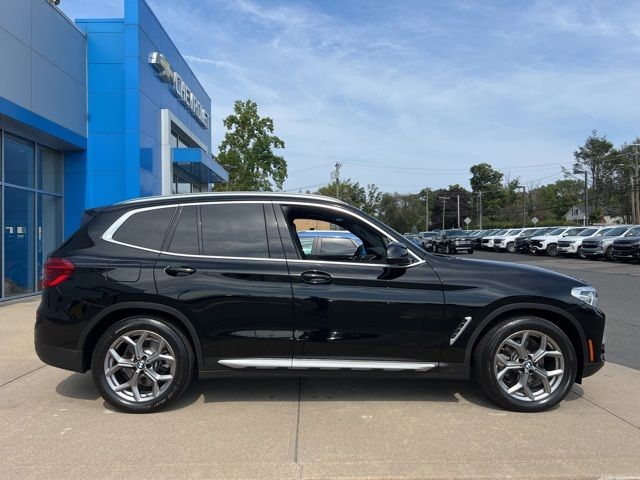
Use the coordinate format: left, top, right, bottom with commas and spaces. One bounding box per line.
34, 338, 85, 373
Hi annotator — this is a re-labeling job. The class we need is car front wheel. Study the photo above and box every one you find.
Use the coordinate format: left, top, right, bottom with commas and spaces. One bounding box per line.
546, 243, 559, 256
91, 316, 195, 413
473, 317, 576, 412
506, 242, 516, 253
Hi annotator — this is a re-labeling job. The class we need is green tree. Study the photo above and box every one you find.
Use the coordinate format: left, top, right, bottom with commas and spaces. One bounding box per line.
572, 130, 614, 216
362, 184, 383, 216
377, 193, 424, 233
316, 179, 366, 208
469, 163, 505, 217
216, 100, 287, 191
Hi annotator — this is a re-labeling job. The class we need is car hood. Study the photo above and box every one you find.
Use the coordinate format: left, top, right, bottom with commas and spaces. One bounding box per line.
428, 255, 589, 296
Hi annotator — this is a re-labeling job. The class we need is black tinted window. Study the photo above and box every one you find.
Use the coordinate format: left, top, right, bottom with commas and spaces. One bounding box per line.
319, 238, 357, 255
168, 206, 199, 255
201, 203, 269, 258
112, 207, 176, 250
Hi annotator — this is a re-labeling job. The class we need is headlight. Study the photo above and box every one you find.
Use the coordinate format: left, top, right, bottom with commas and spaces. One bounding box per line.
571, 286, 599, 308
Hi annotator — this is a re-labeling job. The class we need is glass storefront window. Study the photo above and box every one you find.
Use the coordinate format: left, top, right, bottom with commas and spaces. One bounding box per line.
4, 187, 35, 296
5, 134, 35, 188
37, 147, 63, 193
1, 131, 64, 300
37, 194, 63, 289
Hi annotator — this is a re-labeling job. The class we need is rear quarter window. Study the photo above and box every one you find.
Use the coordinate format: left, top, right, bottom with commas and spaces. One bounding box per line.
111, 207, 176, 250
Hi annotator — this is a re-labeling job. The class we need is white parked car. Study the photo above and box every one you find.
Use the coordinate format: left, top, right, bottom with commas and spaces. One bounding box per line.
480, 229, 508, 249
529, 226, 586, 257
557, 226, 612, 258
493, 228, 539, 253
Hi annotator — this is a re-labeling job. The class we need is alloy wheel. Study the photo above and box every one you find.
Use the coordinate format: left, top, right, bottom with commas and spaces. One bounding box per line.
493, 330, 565, 402
103, 330, 176, 403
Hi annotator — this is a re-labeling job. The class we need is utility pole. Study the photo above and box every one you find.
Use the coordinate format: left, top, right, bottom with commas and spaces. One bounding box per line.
425, 189, 429, 231
516, 185, 526, 228
573, 168, 588, 226
439, 196, 449, 230
456, 194, 460, 229
635, 145, 640, 224
478, 191, 483, 229
332, 163, 342, 199
631, 176, 637, 224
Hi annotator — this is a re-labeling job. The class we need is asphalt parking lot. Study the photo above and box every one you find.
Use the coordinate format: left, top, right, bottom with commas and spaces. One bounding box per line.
1, 254, 640, 480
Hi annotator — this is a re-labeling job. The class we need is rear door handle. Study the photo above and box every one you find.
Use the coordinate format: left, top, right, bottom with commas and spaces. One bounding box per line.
164, 266, 196, 277
300, 270, 332, 285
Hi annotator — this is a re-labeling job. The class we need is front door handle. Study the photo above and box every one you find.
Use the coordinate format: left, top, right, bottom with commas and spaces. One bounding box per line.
300, 270, 332, 285
164, 266, 196, 277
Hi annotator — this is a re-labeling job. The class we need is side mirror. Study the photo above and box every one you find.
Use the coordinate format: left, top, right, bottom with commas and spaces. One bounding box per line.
386, 241, 411, 266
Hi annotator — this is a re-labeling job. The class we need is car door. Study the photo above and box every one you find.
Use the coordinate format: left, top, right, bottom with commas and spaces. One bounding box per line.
275, 202, 446, 370
154, 201, 293, 371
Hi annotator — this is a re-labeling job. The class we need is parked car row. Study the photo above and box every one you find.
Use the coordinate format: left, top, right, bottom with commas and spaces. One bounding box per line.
414, 225, 640, 262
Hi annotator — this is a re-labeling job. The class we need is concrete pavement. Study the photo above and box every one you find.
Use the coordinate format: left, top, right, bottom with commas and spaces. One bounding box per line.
1, 299, 639, 480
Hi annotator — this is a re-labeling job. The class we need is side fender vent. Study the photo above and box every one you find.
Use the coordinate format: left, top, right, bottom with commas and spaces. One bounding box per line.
450, 316, 472, 345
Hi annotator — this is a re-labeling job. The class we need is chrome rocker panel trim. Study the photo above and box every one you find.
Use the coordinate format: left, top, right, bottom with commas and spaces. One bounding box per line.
218, 358, 437, 372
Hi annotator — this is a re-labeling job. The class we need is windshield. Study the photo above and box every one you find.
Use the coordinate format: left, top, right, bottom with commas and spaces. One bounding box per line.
565, 228, 584, 236
507, 229, 522, 235
420, 232, 437, 238
578, 228, 598, 237
548, 228, 566, 235
446, 230, 465, 236
604, 227, 628, 236
623, 227, 640, 237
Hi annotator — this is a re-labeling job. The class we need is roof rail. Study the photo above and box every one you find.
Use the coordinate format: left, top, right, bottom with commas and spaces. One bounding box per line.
117, 191, 347, 206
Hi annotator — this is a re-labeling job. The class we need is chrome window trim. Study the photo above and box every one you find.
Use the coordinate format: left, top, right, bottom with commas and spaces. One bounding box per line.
101, 199, 425, 267
218, 358, 437, 371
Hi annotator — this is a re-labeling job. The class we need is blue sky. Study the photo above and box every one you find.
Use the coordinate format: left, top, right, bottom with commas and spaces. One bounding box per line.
61, 0, 640, 193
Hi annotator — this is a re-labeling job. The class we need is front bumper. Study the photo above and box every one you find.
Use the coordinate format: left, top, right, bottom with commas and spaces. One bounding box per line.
558, 244, 577, 254
582, 246, 604, 258
612, 249, 640, 260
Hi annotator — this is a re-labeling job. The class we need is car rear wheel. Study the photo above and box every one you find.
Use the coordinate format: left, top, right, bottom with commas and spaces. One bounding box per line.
91, 316, 194, 413
546, 243, 559, 256
506, 242, 516, 253
473, 316, 576, 412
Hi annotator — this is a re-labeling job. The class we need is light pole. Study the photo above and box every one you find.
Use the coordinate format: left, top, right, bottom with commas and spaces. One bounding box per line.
573, 168, 588, 226
456, 194, 461, 229
516, 185, 525, 228
439, 196, 449, 230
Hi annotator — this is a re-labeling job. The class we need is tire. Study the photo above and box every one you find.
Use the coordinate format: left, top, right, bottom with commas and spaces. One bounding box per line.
506, 242, 516, 253
605, 246, 614, 260
546, 243, 559, 257
468, 248, 474, 254
576, 246, 585, 259
91, 316, 195, 413
473, 316, 577, 412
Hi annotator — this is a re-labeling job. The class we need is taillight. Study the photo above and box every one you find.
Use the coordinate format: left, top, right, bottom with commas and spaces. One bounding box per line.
42, 257, 75, 288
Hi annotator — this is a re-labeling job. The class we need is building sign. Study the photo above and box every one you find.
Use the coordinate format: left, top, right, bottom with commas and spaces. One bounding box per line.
148, 52, 209, 129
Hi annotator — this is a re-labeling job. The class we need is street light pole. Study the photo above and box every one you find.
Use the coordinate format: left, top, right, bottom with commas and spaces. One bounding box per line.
457, 194, 460, 229
439, 196, 449, 230
516, 185, 526, 228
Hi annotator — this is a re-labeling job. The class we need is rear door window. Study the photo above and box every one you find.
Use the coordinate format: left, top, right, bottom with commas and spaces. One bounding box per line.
200, 203, 269, 258
318, 237, 358, 256
112, 207, 176, 250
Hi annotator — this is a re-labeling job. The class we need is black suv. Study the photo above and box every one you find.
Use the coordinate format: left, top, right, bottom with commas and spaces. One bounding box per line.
611, 226, 640, 262
35, 193, 605, 413
433, 229, 474, 254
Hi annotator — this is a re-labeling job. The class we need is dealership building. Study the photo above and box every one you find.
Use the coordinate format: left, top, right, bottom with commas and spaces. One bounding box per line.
0, 0, 228, 300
